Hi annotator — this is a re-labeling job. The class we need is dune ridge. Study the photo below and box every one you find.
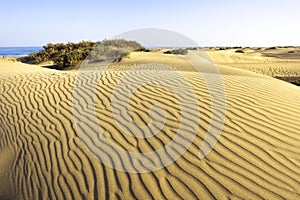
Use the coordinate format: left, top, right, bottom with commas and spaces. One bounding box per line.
0, 57, 300, 199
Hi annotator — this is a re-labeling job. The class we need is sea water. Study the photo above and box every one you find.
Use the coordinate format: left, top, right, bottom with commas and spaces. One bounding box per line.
0, 47, 42, 57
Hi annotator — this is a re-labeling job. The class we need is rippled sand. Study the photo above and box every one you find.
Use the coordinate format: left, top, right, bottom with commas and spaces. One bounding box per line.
0, 51, 300, 199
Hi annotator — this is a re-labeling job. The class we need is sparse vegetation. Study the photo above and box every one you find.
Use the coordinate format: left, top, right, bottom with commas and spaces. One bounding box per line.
291, 80, 300, 86
232, 46, 242, 49
275, 77, 300, 86
20, 39, 145, 69
266, 47, 277, 50
213, 47, 246, 50
1, 57, 17, 62
292, 80, 300, 86
235, 50, 245, 53
163, 48, 188, 55
186, 47, 199, 51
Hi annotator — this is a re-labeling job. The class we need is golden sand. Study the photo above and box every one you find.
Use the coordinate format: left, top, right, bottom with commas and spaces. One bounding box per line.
0, 50, 300, 199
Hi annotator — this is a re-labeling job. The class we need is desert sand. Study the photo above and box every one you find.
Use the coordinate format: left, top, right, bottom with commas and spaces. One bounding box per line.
207, 47, 300, 78
0, 49, 300, 199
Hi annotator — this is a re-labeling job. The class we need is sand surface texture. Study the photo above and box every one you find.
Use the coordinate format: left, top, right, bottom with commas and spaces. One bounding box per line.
0, 50, 300, 199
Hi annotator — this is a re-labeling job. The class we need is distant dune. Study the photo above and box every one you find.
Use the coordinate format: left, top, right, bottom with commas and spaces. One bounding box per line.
0, 49, 300, 199
207, 47, 300, 78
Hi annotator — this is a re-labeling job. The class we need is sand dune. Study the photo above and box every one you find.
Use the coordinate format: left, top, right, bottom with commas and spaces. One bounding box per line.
207, 48, 300, 78
0, 53, 300, 199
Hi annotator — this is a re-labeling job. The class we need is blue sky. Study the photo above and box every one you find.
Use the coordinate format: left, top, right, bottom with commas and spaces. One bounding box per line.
1, 0, 300, 46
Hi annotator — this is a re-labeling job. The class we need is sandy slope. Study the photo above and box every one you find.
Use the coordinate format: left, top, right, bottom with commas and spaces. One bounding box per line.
207, 48, 300, 77
0, 54, 300, 199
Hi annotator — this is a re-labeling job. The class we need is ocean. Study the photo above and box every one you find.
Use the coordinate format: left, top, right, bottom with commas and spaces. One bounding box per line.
0, 47, 43, 57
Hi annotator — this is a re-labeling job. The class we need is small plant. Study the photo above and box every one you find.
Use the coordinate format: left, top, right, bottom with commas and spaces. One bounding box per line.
235, 50, 244, 53
7, 57, 16, 62
163, 48, 188, 55
266, 47, 276, 50
292, 80, 300, 86
233, 46, 242, 49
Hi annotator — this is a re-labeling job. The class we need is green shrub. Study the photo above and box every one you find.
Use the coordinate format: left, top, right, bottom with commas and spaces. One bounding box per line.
19, 41, 95, 68
235, 50, 245, 53
163, 48, 188, 55
266, 47, 277, 50
20, 39, 145, 69
90, 39, 145, 62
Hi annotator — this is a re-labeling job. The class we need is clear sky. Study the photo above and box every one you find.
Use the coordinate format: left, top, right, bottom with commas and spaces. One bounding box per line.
1, 0, 300, 47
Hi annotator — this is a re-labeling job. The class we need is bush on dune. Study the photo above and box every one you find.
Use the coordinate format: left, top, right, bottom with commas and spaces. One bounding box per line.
290, 79, 300, 86
90, 39, 145, 62
235, 50, 245, 53
163, 48, 188, 55
265, 47, 277, 50
96, 39, 145, 51
19, 41, 95, 69
20, 39, 145, 69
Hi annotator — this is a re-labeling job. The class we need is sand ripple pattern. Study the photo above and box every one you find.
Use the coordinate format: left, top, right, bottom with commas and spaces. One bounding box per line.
0, 68, 300, 199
